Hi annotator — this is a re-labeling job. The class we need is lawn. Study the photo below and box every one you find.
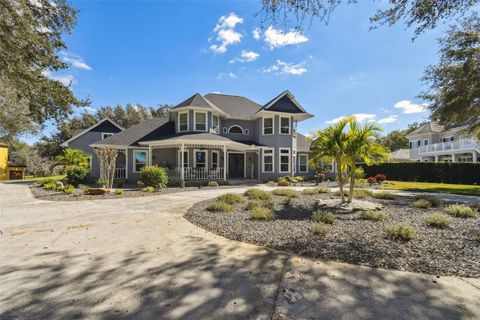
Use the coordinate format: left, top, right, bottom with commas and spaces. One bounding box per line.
4, 175, 66, 183
381, 181, 480, 196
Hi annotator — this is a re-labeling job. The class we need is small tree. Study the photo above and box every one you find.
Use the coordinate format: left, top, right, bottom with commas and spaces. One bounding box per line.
55, 148, 90, 170
140, 166, 168, 190
95, 147, 118, 191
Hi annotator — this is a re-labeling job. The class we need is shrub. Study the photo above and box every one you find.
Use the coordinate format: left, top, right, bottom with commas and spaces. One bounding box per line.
375, 174, 387, 183
244, 189, 272, 200
114, 189, 125, 195
54, 184, 64, 192
217, 193, 244, 205
142, 186, 155, 193
385, 224, 415, 241
168, 180, 230, 187
140, 166, 168, 189
43, 182, 57, 190
246, 200, 274, 210
207, 201, 234, 212
303, 187, 328, 195
277, 178, 289, 186
352, 189, 373, 198
412, 199, 432, 209
272, 188, 300, 198
66, 166, 92, 187
316, 173, 325, 183
444, 204, 478, 218
283, 198, 295, 206
414, 196, 441, 207
359, 210, 388, 221
250, 207, 273, 220
372, 192, 397, 200
36, 178, 59, 187
113, 180, 126, 188
355, 168, 365, 180
63, 185, 75, 194
367, 176, 377, 185
312, 211, 335, 224
312, 224, 329, 237
207, 181, 219, 187
424, 212, 452, 228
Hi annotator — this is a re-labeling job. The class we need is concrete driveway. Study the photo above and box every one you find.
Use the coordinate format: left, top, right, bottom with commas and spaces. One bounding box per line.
1, 183, 479, 320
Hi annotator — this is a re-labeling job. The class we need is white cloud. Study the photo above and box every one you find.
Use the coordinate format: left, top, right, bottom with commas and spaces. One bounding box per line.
252, 28, 261, 40
393, 100, 427, 114
61, 52, 92, 70
264, 26, 308, 49
326, 113, 377, 124
209, 13, 244, 54
82, 106, 96, 114
377, 115, 398, 124
262, 60, 307, 76
229, 50, 260, 63
217, 72, 237, 79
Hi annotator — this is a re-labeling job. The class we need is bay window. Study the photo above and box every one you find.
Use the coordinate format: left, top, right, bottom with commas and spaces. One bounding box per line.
195, 111, 207, 131
178, 112, 188, 132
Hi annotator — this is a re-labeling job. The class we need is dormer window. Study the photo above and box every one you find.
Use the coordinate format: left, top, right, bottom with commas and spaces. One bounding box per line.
263, 117, 274, 135
212, 115, 219, 134
178, 112, 189, 132
228, 125, 243, 134
194, 111, 207, 132
280, 117, 291, 135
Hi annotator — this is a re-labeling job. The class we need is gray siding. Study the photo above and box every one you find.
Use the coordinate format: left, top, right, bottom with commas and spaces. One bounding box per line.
220, 119, 255, 141
67, 131, 104, 178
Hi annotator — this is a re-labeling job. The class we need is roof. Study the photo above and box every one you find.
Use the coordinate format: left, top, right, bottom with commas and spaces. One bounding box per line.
406, 121, 471, 138
0, 142, 8, 148
203, 93, 263, 120
7, 161, 26, 167
172, 93, 227, 115
389, 149, 410, 161
262, 90, 308, 114
296, 133, 312, 152
61, 118, 124, 147
93, 117, 174, 147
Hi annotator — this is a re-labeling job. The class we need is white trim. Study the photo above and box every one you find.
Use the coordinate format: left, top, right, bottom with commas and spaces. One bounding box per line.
194, 111, 208, 132
61, 118, 123, 147
228, 125, 244, 134
223, 127, 227, 134
133, 149, 148, 173
298, 154, 308, 173
262, 117, 274, 135
279, 116, 291, 135
227, 151, 246, 178
178, 149, 189, 167
193, 149, 208, 168
279, 148, 291, 173
211, 150, 219, 169
178, 111, 189, 132
86, 155, 92, 171
261, 148, 274, 173
102, 132, 114, 140
125, 148, 128, 179
244, 129, 249, 135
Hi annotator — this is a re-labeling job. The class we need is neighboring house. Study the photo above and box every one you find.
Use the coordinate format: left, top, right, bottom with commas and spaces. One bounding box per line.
406, 122, 479, 162
62, 91, 315, 182
0, 143, 26, 180
389, 149, 410, 162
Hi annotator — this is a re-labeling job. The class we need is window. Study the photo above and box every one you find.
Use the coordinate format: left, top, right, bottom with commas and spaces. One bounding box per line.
279, 148, 290, 173
211, 151, 219, 169
262, 149, 274, 173
424, 139, 429, 146
263, 117, 273, 135
228, 125, 243, 134
133, 150, 147, 172
212, 115, 219, 134
280, 117, 291, 134
244, 129, 249, 135
194, 111, 207, 131
178, 112, 188, 132
86, 156, 92, 171
178, 150, 188, 168
442, 137, 454, 142
299, 154, 308, 173
102, 133, 114, 140
194, 150, 207, 168
223, 127, 227, 134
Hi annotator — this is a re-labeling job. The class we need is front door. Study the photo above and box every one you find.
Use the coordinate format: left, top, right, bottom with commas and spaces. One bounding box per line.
228, 153, 244, 178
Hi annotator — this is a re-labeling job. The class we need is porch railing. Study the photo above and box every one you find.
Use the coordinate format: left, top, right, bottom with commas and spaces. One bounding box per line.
114, 167, 126, 180
166, 167, 225, 180
418, 138, 479, 154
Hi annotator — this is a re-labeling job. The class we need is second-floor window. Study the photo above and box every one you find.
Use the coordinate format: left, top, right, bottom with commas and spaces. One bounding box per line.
178, 112, 188, 132
195, 111, 207, 131
212, 115, 219, 133
229, 125, 243, 134
280, 117, 291, 134
263, 117, 273, 135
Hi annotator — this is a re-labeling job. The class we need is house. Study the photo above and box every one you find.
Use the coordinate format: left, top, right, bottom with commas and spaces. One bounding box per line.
406, 122, 479, 162
389, 149, 410, 162
0, 143, 26, 180
62, 91, 316, 182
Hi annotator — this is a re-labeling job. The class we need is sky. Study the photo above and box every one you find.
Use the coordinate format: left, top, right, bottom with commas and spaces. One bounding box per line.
26, 0, 451, 144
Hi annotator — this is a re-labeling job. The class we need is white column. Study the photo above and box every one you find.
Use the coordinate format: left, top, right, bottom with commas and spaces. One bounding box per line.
148, 145, 152, 166
125, 148, 128, 179
180, 143, 185, 181
434, 155, 438, 162
473, 152, 477, 163
451, 154, 455, 162
223, 144, 227, 180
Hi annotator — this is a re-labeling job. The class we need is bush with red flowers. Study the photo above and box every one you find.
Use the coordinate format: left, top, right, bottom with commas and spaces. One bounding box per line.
375, 174, 387, 184
367, 177, 377, 185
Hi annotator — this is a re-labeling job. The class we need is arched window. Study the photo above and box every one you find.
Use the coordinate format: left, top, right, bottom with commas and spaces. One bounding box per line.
228, 125, 243, 134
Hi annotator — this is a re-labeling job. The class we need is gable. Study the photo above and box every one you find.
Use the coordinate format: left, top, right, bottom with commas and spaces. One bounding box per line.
61, 118, 123, 147
90, 120, 123, 133
266, 95, 304, 113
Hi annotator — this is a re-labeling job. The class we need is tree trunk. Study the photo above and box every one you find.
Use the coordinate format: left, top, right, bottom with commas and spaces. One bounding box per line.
347, 167, 355, 203
336, 157, 345, 203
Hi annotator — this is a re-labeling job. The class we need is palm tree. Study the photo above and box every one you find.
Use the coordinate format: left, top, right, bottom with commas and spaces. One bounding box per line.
55, 148, 90, 170
344, 119, 390, 203
310, 118, 350, 203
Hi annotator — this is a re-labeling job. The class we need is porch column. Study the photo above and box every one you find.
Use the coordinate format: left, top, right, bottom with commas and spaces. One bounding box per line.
451, 154, 455, 162
125, 148, 128, 179
223, 144, 227, 180
473, 152, 477, 163
148, 145, 152, 166
434, 155, 438, 162
180, 143, 185, 181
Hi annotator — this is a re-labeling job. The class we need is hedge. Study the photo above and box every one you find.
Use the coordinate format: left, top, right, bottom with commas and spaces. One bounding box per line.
361, 162, 480, 185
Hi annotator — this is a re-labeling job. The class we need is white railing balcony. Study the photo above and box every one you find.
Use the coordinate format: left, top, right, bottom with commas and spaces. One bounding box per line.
418, 138, 479, 154
114, 167, 126, 180
166, 167, 225, 181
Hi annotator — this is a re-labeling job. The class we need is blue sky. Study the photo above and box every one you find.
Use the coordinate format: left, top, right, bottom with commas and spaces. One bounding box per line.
30, 0, 450, 144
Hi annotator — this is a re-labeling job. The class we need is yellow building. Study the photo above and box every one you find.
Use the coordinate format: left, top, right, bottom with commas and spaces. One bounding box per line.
0, 143, 26, 180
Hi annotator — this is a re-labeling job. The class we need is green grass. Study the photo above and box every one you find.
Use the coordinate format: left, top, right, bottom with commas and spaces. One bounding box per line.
411, 199, 433, 209
424, 212, 452, 229
23, 175, 65, 182
371, 192, 397, 200
244, 189, 272, 200
443, 204, 478, 218
250, 207, 273, 220
359, 210, 388, 221
245, 200, 274, 210
381, 181, 480, 196
312, 223, 329, 237
312, 211, 335, 224
385, 224, 415, 241
207, 201, 234, 212
114, 189, 125, 195
272, 188, 300, 198
303, 187, 329, 195
142, 186, 155, 193
217, 193, 244, 205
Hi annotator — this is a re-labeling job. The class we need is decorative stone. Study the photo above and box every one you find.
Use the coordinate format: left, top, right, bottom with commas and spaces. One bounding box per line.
282, 288, 302, 304
55, 181, 64, 189
85, 188, 109, 195
272, 313, 295, 320
315, 198, 383, 212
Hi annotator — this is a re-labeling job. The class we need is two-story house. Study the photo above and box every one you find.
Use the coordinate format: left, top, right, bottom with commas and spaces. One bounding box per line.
62, 91, 316, 182
406, 121, 479, 162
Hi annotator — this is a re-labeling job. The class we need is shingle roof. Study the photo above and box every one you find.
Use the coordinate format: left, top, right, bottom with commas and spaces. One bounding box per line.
296, 133, 311, 152
262, 90, 308, 114
141, 132, 232, 143
172, 93, 226, 115
93, 117, 174, 147
390, 149, 410, 161
204, 93, 262, 120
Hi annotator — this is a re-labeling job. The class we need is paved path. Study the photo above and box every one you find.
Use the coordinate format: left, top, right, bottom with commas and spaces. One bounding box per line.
1, 184, 479, 320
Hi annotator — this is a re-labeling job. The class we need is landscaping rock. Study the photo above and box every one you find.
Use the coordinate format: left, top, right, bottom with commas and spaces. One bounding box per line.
282, 288, 302, 304
272, 313, 295, 320
55, 181, 64, 189
315, 198, 383, 212
85, 188, 109, 195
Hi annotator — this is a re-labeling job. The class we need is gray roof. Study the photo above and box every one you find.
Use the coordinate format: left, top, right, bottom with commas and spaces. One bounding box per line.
94, 117, 174, 147
296, 133, 311, 152
204, 93, 262, 120
143, 132, 232, 143
172, 93, 226, 115
390, 149, 410, 161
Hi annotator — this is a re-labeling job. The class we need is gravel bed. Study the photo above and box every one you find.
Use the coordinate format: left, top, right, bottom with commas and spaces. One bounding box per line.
29, 185, 241, 201
185, 192, 480, 277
